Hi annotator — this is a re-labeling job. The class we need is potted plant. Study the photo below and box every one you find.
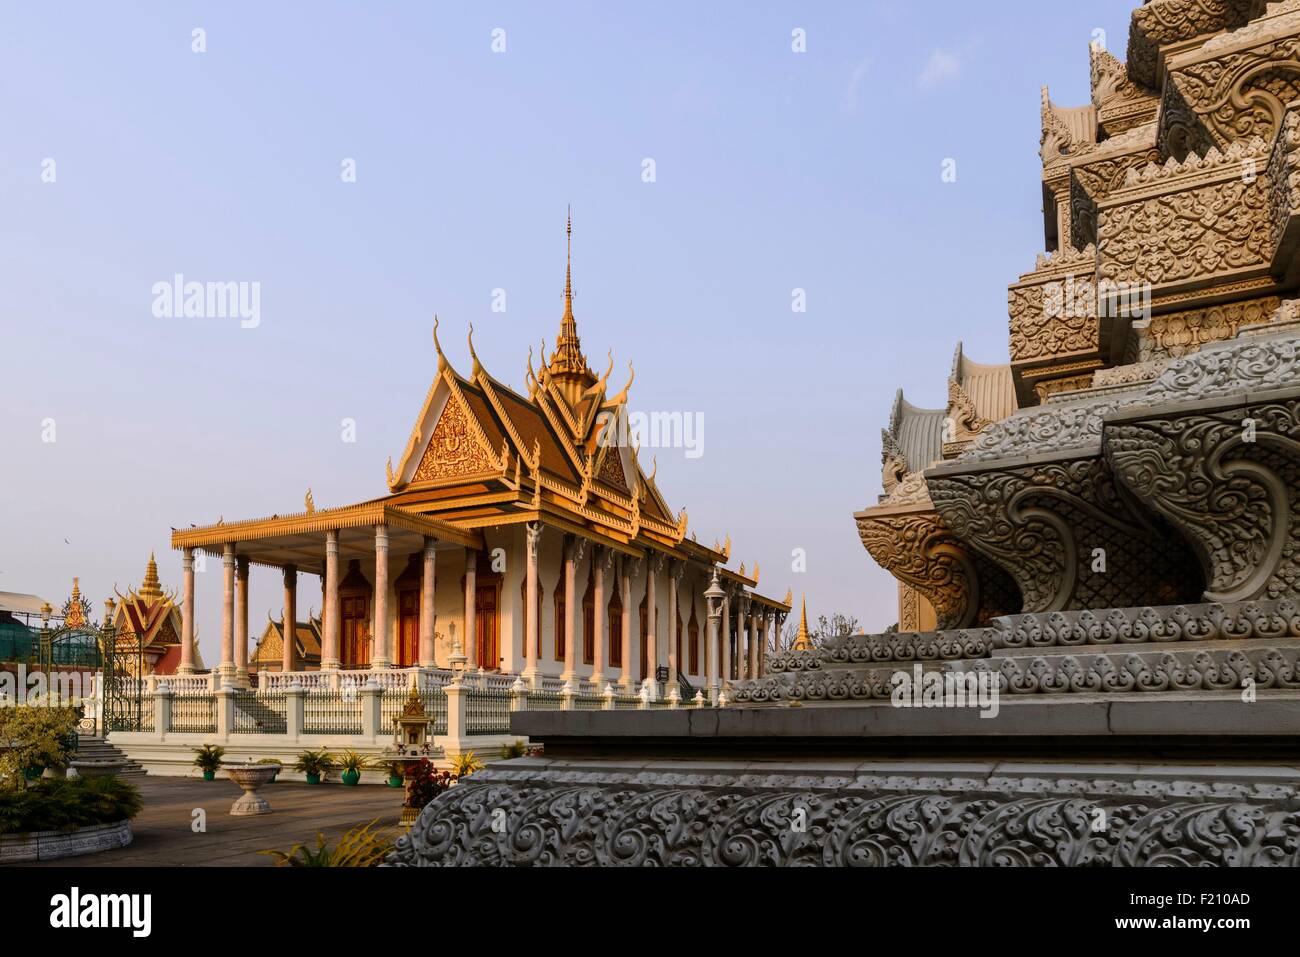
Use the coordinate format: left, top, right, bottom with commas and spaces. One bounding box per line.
192, 744, 226, 781
337, 750, 368, 786
449, 751, 484, 781
293, 748, 333, 785
386, 761, 406, 789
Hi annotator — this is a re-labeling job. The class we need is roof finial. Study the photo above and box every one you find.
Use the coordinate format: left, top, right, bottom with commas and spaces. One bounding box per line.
564, 205, 573, 321
791, 594, 814, 651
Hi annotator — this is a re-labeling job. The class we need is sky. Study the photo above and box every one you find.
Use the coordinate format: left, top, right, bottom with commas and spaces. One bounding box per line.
0, 0, 1139, 663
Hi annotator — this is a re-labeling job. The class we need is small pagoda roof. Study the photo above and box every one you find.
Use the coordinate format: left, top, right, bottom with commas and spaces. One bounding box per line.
951, 343, 1017, 423
888, 390, 946, 474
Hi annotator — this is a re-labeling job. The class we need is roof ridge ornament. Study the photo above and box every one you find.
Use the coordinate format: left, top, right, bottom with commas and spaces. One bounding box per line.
433, 315, 449, 373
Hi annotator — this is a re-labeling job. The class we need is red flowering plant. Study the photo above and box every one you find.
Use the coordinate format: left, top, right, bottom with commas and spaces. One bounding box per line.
403, 758, 455, 811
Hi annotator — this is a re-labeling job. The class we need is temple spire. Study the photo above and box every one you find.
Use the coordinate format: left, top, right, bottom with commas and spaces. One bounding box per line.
140, 552, 163, 602
547, 208, 593, 405
791, 594, 814, 651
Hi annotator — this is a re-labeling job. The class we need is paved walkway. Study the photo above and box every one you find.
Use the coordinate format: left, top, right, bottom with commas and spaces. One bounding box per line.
18, 775, 405, 867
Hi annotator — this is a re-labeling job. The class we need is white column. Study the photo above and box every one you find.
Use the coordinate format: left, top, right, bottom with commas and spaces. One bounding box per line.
235, 556, 249, 685
524, 522, 541, 682
591, 546, 608, 688
463, 547, 477, 666
666, 559, 680, 688
220, 543, 236, 682
372, 525, 390, 668
179, 547, 196, 674
281, 565, 297, 673
720, 591, 731, 686
419, 537, 436, 667
747, 606, 758, 679
322, 530, 340, 670
706, 598, 720, 703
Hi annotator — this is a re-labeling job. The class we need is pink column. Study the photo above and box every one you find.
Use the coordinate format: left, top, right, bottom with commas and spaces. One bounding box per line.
747, 607, 758, 679
591, 547, 607, 687
646, 555, 659, 692
322, 530, 340, 670
180, 547, 196, 674
372, 525, 390, 668
282, 565, 297, 673
235, 556, 249, 684
666, 560, 680, 687
220, 543, 236, 682
619, 556, 634, 690
720, 592, 731, 684
560, 538, 577, 682
419, 537, 436, 667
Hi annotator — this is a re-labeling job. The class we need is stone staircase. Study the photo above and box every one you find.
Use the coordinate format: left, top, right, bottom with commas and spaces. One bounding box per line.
76, 734, 147, 776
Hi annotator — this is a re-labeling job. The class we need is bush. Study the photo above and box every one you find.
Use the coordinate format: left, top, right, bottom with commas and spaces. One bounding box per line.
191, 744, 225, 774
293, 749, 334, 777
260, 819, 396, 867
404, 758, 454, 810
0, 776, 142, 834
0, 706, 80, 788
449, 751, 483, 779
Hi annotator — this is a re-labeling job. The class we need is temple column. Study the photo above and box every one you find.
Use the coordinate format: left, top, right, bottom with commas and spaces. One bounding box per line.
619, 556, 634, 691
747, 607, 758, 680
179, 548, 196, 674
721, 591, 731, 685
523, 522, 542, 684
758, 613, 769, 676
462, 547, 478, 667
666, 559, 680, 689
235, 556, 249, 685
646, 554, 659, 693
281, 565, 297, 673
561, 537, 578, 683
322, 530, 341, 670
591, 546, 608, 688
372, 525, 390, 668
220, 544, 236, 682
419, 538, 437, 667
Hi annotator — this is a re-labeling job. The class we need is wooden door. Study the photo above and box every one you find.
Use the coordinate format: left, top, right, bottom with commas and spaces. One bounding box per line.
342, 594, 370, 667
397, 589, 419, 666
475, 583, 499, 669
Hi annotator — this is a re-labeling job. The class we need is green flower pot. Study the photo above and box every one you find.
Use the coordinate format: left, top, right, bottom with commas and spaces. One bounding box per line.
202, 770, 215, 781
341, 769, 361, 786
387, 775, 404, 788
305, 772, 322, 785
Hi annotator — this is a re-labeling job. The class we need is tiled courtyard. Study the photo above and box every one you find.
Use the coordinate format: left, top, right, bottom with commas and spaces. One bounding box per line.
16, 775, 405, 867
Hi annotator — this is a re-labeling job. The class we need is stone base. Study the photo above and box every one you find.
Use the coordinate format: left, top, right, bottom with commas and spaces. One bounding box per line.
0, 820, 133, 864
387, 756, 1300, 866
230, 792, 272, 816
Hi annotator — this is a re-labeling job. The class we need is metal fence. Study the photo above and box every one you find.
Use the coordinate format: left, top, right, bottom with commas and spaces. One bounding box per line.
231, 691, 288, 734
464, 687, 511, 735
170, 694, 216, 733
380, 687, 447, 736
526, 690, 563, 711
302, 690, 363, 735
572, 694, 605, 711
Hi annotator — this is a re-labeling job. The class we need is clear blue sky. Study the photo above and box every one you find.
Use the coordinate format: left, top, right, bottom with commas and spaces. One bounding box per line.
1, 0, 1137, 660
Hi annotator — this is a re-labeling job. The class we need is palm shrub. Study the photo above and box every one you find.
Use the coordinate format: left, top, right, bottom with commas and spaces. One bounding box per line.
191, 744, 225, 776
259, 819, 396, 867
449, 751, 484, 779
293, 748, 334, 781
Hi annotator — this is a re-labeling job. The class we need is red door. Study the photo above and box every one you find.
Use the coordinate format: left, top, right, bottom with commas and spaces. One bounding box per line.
397, 589, 419, 666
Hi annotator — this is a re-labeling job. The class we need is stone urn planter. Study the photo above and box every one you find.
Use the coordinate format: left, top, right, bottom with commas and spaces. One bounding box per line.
69, 758, 127, 779
225, 763, 280, 816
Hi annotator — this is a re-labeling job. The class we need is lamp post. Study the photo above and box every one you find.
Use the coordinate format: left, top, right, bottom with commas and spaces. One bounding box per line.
704, 569, 726, 705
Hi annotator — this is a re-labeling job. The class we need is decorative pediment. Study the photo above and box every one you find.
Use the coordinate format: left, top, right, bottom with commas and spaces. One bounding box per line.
412, 387, 499, 484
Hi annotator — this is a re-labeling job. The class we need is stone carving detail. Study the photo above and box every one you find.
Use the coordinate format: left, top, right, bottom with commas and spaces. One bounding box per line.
996, 598, 1300, 648
855, 511, 978, 630
736, 644, 1300, 702
899, 585, 920, 631
388, 766, 1300, 866
880, 429, 908, 493
765, 628, 995, 674
1132, 298, 1280, 361
1268, 107, 1300, 253
1164, 30, 1300, 153
1143, 330, 1300, 401
1106, 396, 1300, 601
928, 461, 1203, 613
1099, 173, 1271, 288
1008, 254, 1099, 362
1127, 0, 1266, 89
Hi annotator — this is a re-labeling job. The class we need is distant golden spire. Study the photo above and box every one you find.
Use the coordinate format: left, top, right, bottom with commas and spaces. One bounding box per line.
139, 552, 163, 602
564, 207, 574, 323
791, 594, 815, 651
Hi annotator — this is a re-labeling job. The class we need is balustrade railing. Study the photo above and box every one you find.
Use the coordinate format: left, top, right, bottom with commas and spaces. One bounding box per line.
302, 690, 363, 735
170, 694, 216, 733
231, 690, 288, 734
464, 686, 511, 735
